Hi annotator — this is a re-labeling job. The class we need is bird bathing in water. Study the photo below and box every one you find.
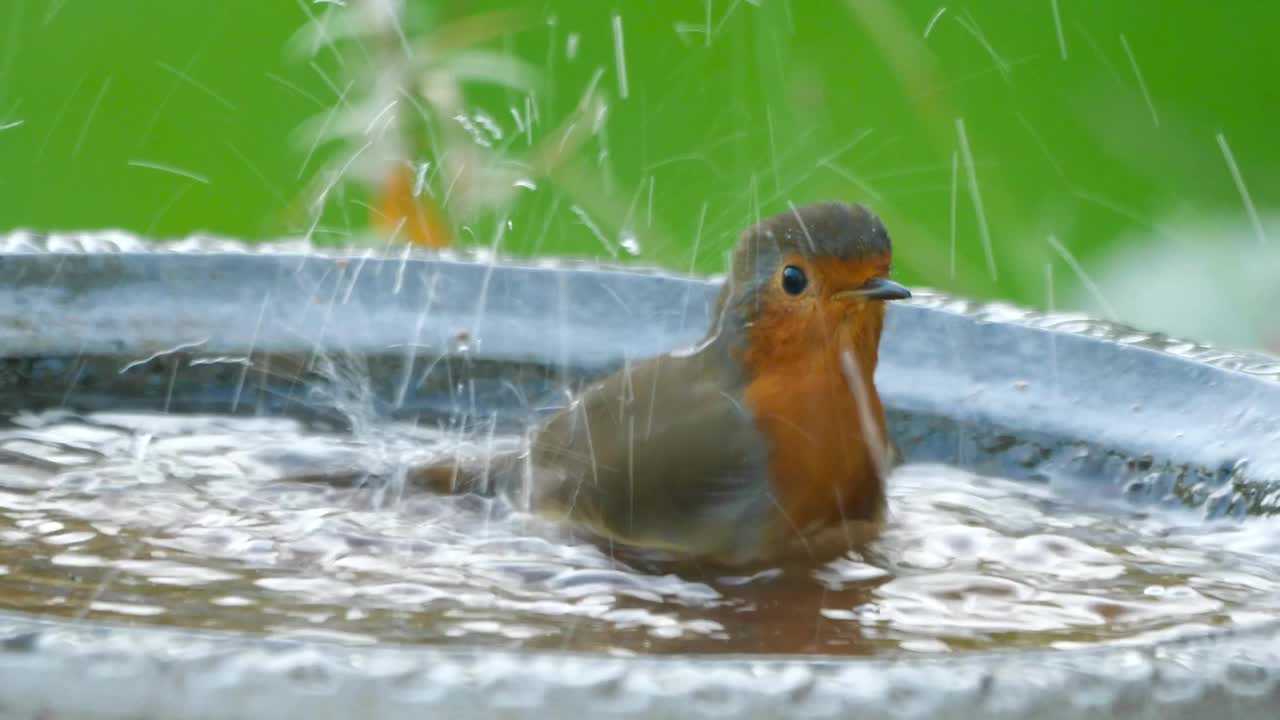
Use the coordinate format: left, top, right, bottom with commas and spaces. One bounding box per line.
408, 202, 912, 566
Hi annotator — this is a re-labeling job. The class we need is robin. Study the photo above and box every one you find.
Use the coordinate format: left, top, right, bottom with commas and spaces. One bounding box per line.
407, 202, 911, 566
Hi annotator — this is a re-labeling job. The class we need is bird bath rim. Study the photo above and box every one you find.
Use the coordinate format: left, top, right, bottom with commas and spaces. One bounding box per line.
0, 593, 1278, 719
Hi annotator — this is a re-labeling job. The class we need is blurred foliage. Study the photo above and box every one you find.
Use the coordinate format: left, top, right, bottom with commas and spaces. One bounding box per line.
1, 1, 1276, 349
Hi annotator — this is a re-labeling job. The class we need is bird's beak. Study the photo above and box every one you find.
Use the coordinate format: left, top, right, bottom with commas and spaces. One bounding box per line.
833, 277, 912, 302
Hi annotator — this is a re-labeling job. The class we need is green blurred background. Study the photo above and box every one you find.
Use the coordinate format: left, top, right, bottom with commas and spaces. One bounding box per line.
2, 1, 1277, 352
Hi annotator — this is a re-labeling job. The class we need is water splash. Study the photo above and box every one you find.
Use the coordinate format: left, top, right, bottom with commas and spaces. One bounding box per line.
3, 413, 1277, 656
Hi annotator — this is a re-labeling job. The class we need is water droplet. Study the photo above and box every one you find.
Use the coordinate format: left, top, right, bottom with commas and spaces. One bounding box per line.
619, 229, 641, 256
412, 162, 430, 196
452, 331, 475, 353
453, 114, 492, 148
473, 111, 504, 142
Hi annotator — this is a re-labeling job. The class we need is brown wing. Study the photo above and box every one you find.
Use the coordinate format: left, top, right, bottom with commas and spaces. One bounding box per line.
524, 349, 778, 562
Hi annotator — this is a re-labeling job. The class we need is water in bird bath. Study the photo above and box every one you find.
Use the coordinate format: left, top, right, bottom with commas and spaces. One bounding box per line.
2, 408, 1277, 657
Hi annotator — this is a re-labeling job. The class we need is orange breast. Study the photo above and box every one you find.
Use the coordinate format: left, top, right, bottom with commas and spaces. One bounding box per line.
742, 339, 888, 541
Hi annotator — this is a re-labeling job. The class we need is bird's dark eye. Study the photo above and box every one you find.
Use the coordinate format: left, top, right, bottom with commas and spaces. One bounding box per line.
780, 265, 808, 295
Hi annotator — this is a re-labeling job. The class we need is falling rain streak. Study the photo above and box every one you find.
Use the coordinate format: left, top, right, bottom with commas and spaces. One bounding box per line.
1044, 263, 1061, 399
570, 205, 618, 257
954, 118, 998, 282
1048, 234, 1118, 321
612, 14, 629, 100
1216, 133, 1269, 246
154, 60, 237, 112
1119, 33, 1159, 127
1050, 0, 1067, 60
72, 76, 111, 159
948, 150, 958, 279
924, 7, 946, 38
954, 12, 1010, 82
127, 160, 211, 185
